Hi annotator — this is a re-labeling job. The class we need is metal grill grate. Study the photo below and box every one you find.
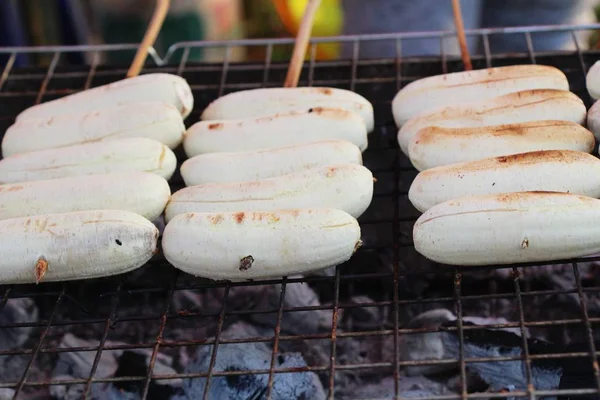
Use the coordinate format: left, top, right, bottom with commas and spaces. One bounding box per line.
1, 23, 600, 400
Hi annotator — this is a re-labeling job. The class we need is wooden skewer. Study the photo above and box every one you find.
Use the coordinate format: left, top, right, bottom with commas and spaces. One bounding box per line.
127, 0, 171, 78
451, 0, 472, 71
284, 0, 323, 88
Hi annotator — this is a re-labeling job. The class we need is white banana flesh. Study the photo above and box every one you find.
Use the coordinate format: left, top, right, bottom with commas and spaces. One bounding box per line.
584, 99, 600, 142
15, 73, 194, 121
0, 137, 177, 183
165, 164, 374, 222
586, 60, 600, 100
3, 102, 185, 157
200, 87, 375, 132
0, 172, 171, 222
392, 64, 569, 127
183, 108, 368, 156
397, 89, 586, 155
409, 150, 600, 213
181, 140, 362, 186
162, 208, 361, 280
413, 192, 600, 266
0, 209, 158, 284
408, 121, 595, 171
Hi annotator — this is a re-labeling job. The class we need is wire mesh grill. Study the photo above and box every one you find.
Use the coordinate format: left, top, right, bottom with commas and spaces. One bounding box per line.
1, 23, 600, 400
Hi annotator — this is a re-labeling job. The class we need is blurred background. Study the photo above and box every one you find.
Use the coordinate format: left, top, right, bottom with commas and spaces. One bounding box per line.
2, 0, 600, 68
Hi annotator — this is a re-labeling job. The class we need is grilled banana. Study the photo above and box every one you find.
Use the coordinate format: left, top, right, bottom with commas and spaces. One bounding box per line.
162, 208, 361, 280
398, 89, 586, 155
409, 150, 600, 212
408, 121, 595, 171
393, 65, 569, 127
200, 87, 374, 132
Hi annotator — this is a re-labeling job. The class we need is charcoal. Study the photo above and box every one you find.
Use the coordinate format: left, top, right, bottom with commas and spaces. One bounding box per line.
228, 282, 335, 335
439, 321, 597, 394
400, 309, 527, 377
111, 351, 180, 400
174, 321, 325, 400
51, 334, 179, 400
0, 298, 39, 384
0, 298, 38, 349
440, 327, 544, 393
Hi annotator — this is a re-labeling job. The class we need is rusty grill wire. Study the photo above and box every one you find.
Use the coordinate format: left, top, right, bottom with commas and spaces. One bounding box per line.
0, 23, 599, 400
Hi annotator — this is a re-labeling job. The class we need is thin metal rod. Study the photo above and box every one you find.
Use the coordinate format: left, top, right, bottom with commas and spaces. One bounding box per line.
35, 52, 61, 105
512, 268, 536, 400
350, 40, 359, 92
82, 282, 123, 398
395, 38, 403, 92
0, 53, 16, 91
13, 286, 66, 396
127, 0, 170, 77
217, 46, 232, 98
571, 30, 590, 100
573, 263, 600, 392
327, 266, 342, 399
83, 52, 100, 90
524, 32, 536, 64
262, 43, 274, 87
453, 270, 467, 400
284, 0, 322, 88
451, 0, 472, 70
140, 272, 178, 399
391, 35, 404, 398
266, 279, 287, 400
482, 34, 492, 68
176, 47, 191, 76
440, 36, 448, 75
202, 284, 231, 399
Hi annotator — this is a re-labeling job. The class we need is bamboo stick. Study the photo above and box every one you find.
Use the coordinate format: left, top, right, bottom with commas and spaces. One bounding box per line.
451, 0, 472, 71
127, 0, 171, 78
284, 0, 323, 88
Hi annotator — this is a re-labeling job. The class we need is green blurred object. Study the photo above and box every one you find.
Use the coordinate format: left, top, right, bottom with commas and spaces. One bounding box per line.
98, 11, 205, 66
160, 12, 204, 64
92, 0, 245, 64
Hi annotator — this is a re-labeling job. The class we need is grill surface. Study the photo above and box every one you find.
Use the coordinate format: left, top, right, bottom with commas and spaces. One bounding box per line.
1, 23, 600, 400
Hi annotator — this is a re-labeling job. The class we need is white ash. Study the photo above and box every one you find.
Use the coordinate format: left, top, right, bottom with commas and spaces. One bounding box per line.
343, 295, 384, 330
400, 308, 528, 377
209, 280, 337, 335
